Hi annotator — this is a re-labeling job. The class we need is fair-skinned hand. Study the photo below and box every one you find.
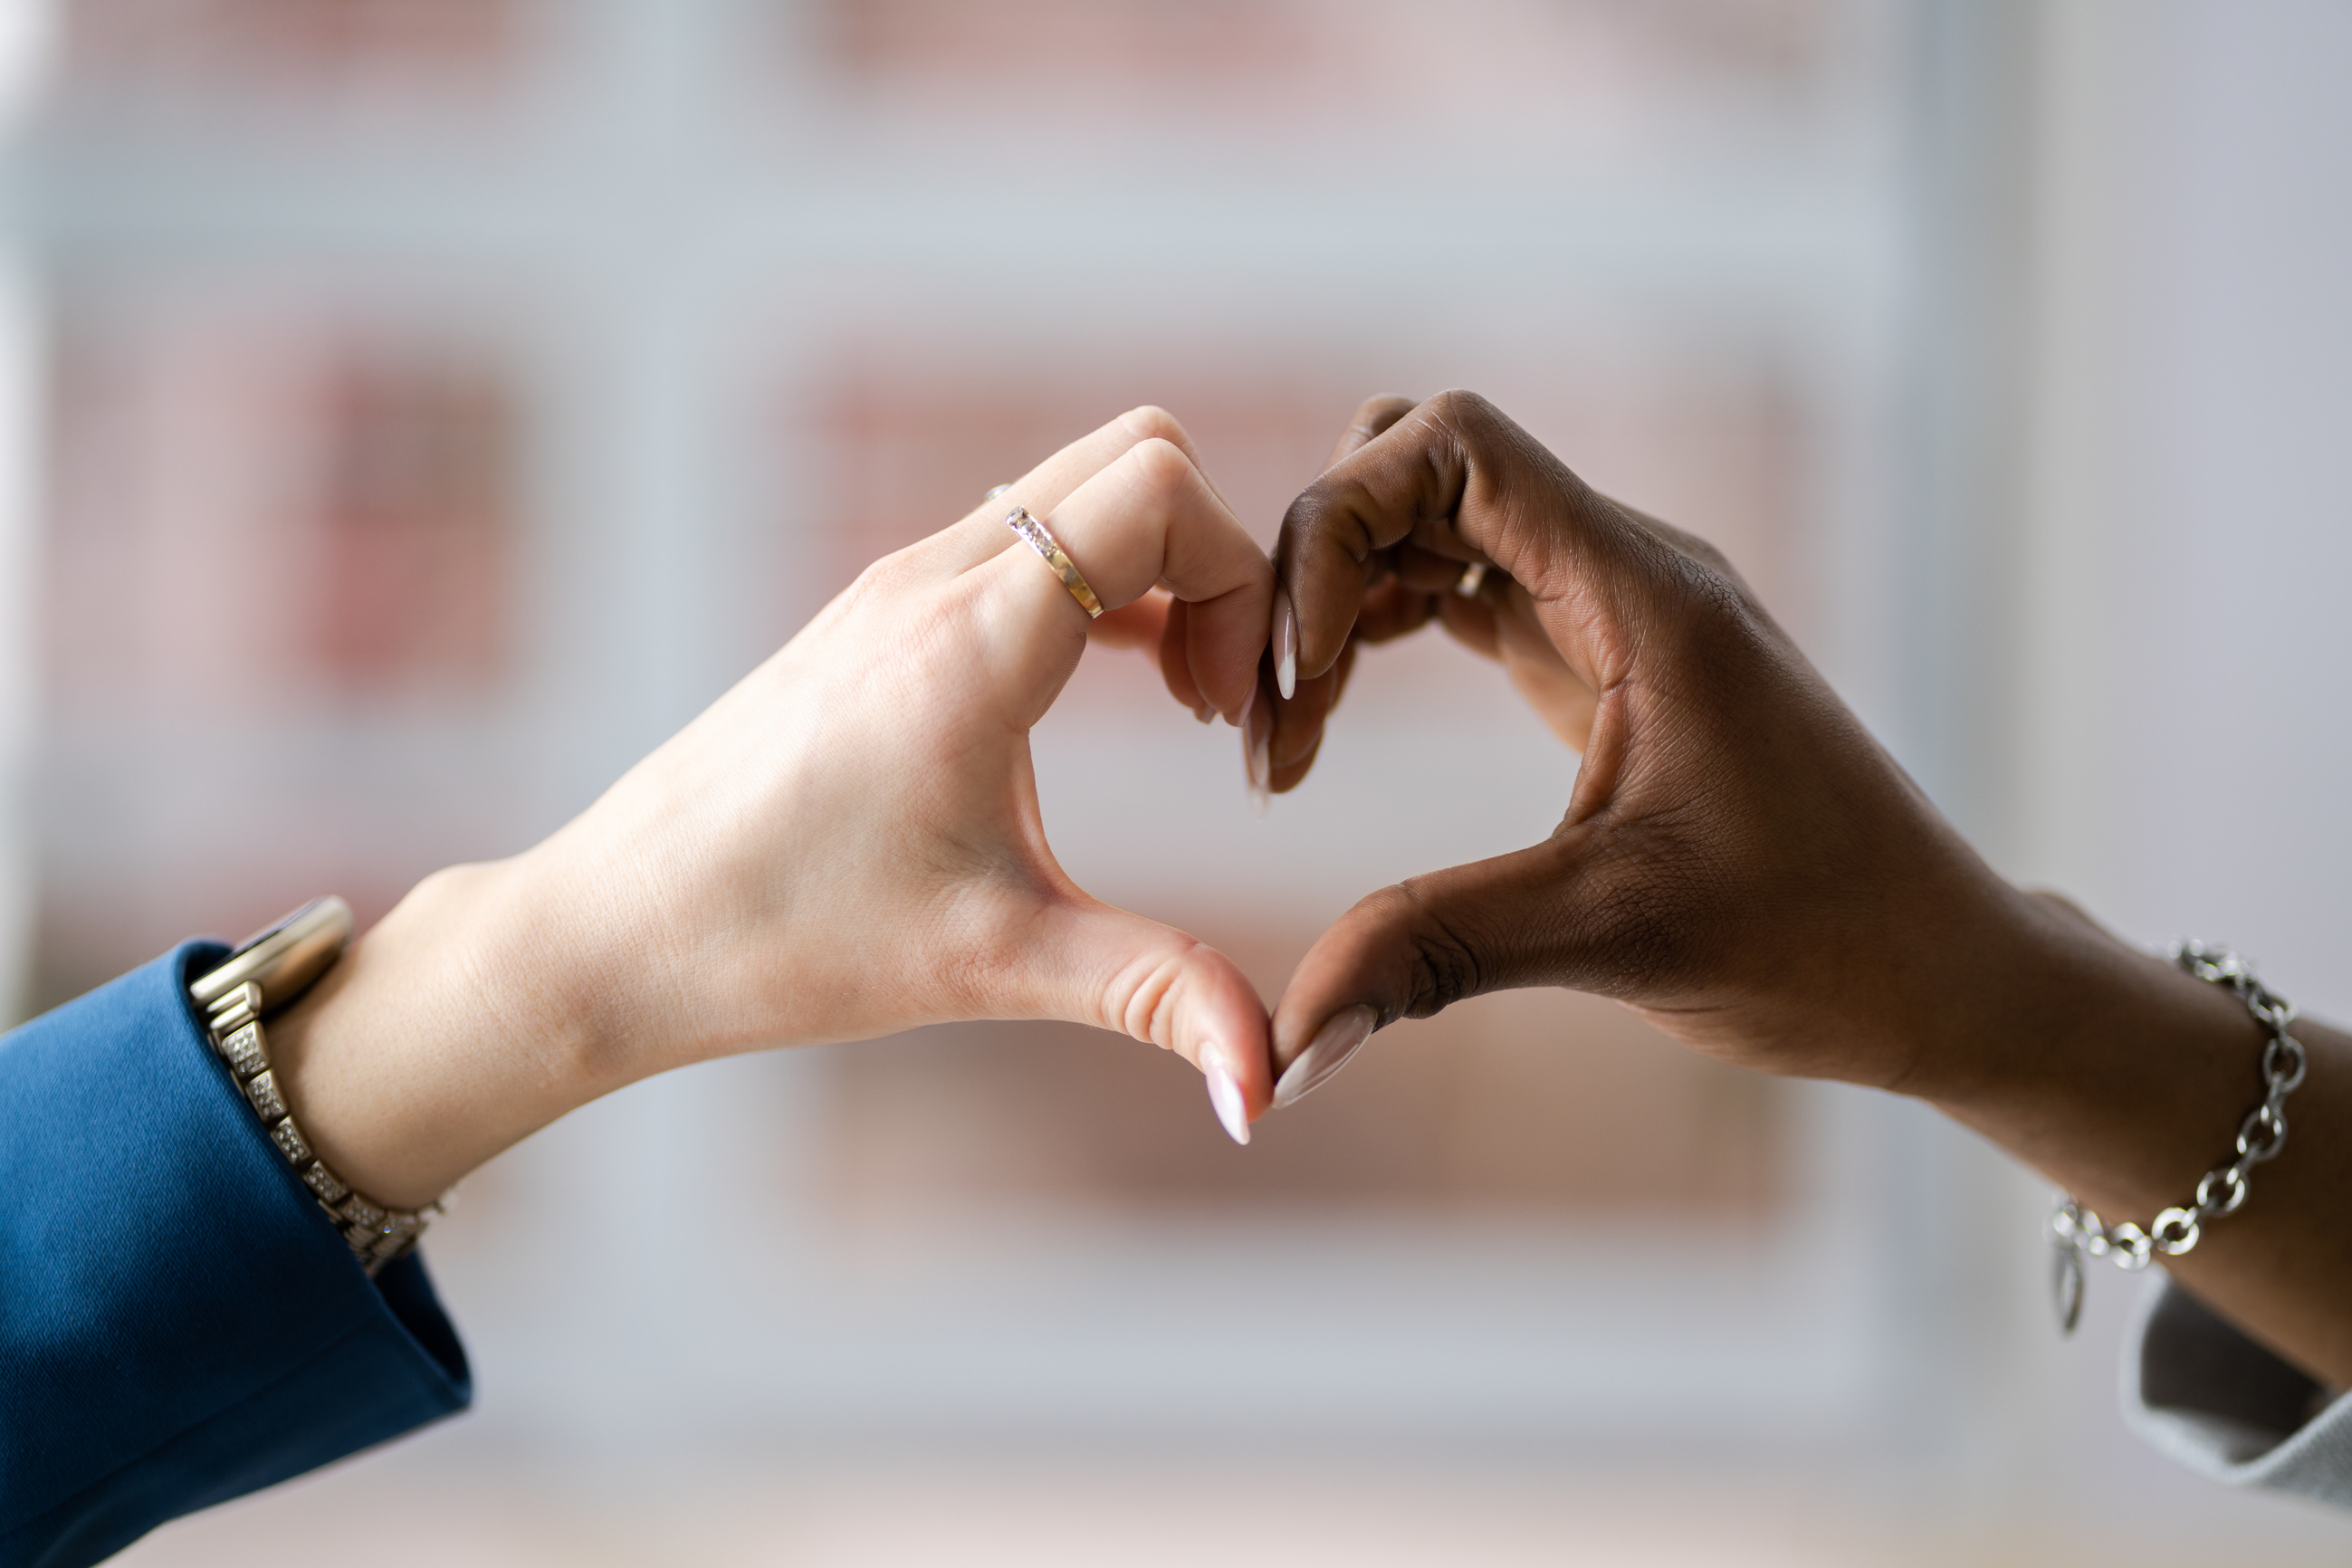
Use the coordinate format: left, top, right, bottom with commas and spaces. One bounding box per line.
1250, 390, 2352, 1388
270, 407, 1278, 1208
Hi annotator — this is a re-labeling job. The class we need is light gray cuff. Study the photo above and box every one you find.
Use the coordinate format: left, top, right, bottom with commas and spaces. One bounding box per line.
2124, 1276, 2352, 1507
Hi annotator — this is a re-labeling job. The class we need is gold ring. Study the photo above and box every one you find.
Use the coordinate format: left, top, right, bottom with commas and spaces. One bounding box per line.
1005, 506, 1104, 620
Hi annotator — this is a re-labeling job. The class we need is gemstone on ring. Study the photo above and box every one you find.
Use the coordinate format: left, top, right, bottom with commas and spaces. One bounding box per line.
1004, 506, 1104, 619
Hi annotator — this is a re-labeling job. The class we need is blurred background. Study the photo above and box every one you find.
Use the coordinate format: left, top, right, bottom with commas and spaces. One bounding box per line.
2, 0, 2348, 1563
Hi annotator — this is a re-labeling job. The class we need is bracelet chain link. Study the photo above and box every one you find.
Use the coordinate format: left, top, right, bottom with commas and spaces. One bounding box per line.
2049, 940, 2309, 1333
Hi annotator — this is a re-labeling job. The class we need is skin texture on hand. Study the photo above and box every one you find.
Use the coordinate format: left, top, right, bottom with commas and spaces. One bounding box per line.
1259, 390, 2352, 1387
267, 407, 1277, 1209
1265, 389, 2016, 1089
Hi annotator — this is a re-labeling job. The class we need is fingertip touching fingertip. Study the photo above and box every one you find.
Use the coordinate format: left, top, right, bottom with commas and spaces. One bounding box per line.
1271, 1004, 1377, 1111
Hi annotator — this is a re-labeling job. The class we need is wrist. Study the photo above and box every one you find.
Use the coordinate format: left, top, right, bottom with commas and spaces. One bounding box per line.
1905, 886, 2268, 1219
266, 854, 616, 1209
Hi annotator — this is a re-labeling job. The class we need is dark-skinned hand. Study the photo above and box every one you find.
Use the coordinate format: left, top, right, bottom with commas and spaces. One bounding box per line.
1240, 389, 2352, 1389
1256, 390, 2059, 1107
1071, 388, 2352, 1388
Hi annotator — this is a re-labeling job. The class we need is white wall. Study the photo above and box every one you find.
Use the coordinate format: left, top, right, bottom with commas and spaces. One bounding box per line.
2017, 0, 2352, 1019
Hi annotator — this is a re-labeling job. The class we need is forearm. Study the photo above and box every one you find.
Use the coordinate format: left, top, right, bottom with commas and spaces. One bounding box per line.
1917, 889, 2352, 1386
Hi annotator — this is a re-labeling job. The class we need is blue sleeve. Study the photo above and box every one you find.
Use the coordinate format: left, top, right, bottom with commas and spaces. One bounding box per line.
0, 942, 472, 1568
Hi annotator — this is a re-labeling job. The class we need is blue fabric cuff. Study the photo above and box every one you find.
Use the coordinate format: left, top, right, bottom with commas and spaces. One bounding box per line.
1, 942, 472, 1568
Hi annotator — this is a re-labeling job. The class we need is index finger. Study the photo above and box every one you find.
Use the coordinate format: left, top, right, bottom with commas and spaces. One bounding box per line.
1270, 395, 1420, 702
1321, 393, 1420, 472
973, 436, 1274, 725
1259, 396, 1426, 791
914, 405, 1217, 578
1274, 389, 1665, 693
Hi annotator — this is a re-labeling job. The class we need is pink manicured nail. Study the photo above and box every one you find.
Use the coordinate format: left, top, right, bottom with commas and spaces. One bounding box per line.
1206, 1061, 1251, 1145
1273, 588, 1298, 701
1272, 1005, 1376, 1109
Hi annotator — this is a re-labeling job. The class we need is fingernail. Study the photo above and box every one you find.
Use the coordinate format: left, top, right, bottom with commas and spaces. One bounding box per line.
1272, 1005, 1377, 1110
1455, 561, 1487, 598
1194, 703, 1213, 724
1273, 588, 1298, 701
1206, 1061, 1251, 1145
1243, 700, 1271, 817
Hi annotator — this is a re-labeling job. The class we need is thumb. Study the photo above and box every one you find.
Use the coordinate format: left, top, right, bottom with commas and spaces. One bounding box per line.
1000, 894, 1273, 1145
1268, 835, 1590, 1109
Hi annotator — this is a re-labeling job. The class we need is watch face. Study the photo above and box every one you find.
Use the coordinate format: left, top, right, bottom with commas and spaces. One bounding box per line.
233, 895, 339, 958
195, 896, 353, 1010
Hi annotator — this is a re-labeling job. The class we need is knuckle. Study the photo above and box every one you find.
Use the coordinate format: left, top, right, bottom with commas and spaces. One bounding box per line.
830, 546, 918, 620
1374, 879, 1487, 1018
1124, 434, 1196, 497
1421, 387, 1497, 435
1687, 538, 1737, 578
864, 544, 923, 589
1281, 476, 1369, 559
1646, 547, 1764, 662
1279, 480, 1334, 543
1685, 561, 1754, 626
1690, 575, 1769, 662
1672, 536, 1764, 617
1120, 404, 1191, 451
1107, 939, 1196, 1047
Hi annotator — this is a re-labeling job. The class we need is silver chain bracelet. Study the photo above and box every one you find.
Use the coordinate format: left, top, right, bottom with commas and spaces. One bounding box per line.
2050, 941, 2309, 1333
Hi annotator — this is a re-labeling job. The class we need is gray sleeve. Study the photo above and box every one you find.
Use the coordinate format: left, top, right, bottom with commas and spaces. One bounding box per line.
2125, 1276, 2352, 1506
